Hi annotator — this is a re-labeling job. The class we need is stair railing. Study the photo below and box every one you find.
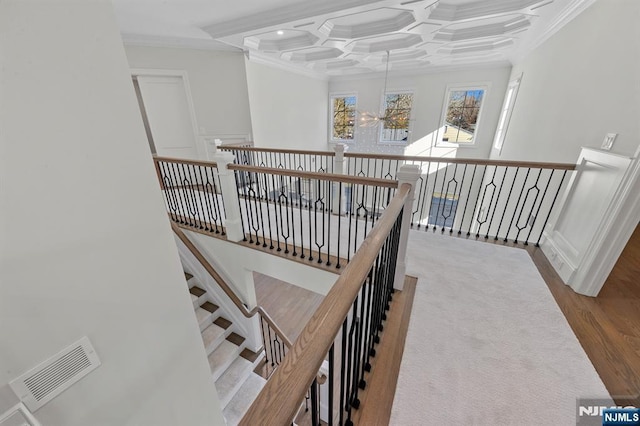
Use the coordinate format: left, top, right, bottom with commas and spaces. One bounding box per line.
172, 222, 292, 376
240, 180, 414, 425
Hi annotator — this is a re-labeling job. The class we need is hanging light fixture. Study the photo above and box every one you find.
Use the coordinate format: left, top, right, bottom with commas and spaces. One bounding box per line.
358, 50, 403, 128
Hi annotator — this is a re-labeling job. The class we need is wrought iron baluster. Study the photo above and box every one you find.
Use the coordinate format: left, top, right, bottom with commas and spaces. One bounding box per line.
467, 165, 488, 236
505, 168, 531, 242
495, 167, 520, 240
475, 166, 498, 238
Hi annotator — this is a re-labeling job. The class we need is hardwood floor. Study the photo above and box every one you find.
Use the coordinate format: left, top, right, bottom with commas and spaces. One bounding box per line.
250, 227, 640, 424
531, 225, 640, 406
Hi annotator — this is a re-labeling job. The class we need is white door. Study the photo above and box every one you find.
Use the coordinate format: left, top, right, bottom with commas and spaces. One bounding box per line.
135, 75, 199, 159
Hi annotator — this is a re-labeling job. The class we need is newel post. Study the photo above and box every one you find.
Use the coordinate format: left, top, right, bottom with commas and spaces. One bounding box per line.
394, 164, 420, 290
332, 143, 346, 215
212, 152, 245, 242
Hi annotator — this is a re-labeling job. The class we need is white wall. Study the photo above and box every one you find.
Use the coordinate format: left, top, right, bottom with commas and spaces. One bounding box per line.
125, 45, 253, 141
245, 60, 329, 151
329, 65, 512, 159
0, 1, 224, 425
493, 0, 640, 163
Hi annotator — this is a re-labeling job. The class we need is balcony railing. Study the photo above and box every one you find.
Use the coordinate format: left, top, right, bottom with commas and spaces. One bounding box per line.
221, 146, 577, 246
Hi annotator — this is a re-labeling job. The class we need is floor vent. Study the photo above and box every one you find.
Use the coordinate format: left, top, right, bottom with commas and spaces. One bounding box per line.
10, 336, 101, 411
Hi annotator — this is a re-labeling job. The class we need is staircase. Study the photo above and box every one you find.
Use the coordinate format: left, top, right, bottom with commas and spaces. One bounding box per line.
185, 273, 267, 425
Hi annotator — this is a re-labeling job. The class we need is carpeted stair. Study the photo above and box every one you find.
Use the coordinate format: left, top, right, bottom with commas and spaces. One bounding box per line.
185, 273, 267, 425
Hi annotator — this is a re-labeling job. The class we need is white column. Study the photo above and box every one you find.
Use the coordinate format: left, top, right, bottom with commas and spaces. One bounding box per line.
332, 143, 346, 215
394, 164, 421, 290
212, 152, 245, 242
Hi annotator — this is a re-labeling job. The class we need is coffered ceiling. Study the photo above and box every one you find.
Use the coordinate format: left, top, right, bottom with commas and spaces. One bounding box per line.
113, 0, 595, 77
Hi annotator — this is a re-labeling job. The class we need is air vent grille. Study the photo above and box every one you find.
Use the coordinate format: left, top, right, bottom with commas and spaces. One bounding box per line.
10, 336, 101, 411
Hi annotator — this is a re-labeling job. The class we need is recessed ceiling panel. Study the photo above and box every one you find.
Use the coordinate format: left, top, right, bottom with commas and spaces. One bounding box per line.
348, 33, 423, 53
438, 37, 514, 55
320, 8, 416, 39
428, 0, 551, 21
434, 14, 532, 41
244, 29, 318, 52
281, 47, 343, 62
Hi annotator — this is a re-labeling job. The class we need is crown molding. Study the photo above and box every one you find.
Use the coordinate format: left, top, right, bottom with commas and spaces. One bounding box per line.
246, 51, 330, 81
121, 33, 242, 52
511, 0, 597, 64
201, 0, 388, 39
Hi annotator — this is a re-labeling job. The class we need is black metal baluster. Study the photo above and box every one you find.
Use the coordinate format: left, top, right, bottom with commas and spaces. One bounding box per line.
443, 163, 462, 233
495, 167, 520, 241
457, 165, 477, 235
311, 379, 319, 426
339, 319, 347, 426
288, 175, 297, 256
485, 166, 509, 239
514, 169, 543, 244
475, 166, 498, 238
271, 173, 282, 251
326, 179, 332, 266
525, 169, 555, 245
435, 163, 449, 230
427, 162, 440, 229
329, 343, 335, 426
467, 165, 488, 237
297, 178, 306, 259
505, 168, 531, 242
259, 172, 272, 248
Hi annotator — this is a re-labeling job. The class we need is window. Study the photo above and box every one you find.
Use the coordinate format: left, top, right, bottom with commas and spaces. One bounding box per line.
440, 86, 486, 144
331, 95, 356, 141
494, 76, 521, 152
380, 92, 413, 143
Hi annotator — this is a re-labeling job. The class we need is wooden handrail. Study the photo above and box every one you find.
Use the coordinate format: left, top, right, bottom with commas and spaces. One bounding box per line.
217, 145, 577, 171
220, 146, 336, 157
239, 183, 412, 426
154, 156, 219, 169
343, 152, 577, 170
228, 164, 399, 188
171, 222, 293, 348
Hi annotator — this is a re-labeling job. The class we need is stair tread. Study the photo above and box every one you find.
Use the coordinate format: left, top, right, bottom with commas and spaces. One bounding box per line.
208, 340, 241, 379
189, 286, 206, 298
202, 323, 226, 350
201, 301, 219, 313
184, 272, 193, 281
214, 317, 232, 329
226, 332, 245, 346
215, 357, 253, 408
240, 348, 261, 363
223, 373, 267, 425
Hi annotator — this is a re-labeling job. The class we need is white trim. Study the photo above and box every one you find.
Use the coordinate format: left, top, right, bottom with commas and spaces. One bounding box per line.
570, 147, 640, 296
493, 74, 522, 154
329, 92, 357, 144
130, 69, 203, 159
436, 83, 490, 148
541, 147, 639, 296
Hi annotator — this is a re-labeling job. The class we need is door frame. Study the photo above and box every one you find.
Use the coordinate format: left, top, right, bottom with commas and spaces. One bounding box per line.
130, 68, 203, 159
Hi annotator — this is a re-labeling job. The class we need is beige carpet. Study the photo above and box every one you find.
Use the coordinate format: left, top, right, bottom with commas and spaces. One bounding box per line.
390, 231, 612, 426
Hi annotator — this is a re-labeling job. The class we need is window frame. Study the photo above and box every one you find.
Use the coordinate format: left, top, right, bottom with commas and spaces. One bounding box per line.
329, 93, 357, 143
493, 75, 522, 154
437, 83, 489, 147
378, 90, 414, 145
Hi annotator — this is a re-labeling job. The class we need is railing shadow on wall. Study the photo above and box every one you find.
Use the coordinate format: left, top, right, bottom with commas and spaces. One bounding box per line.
221, 145, 577, 247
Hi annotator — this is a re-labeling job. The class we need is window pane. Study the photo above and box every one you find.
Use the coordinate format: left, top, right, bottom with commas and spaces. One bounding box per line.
381, 92, 413, 142
332, 95, 356, 140
444, 88, 485, 143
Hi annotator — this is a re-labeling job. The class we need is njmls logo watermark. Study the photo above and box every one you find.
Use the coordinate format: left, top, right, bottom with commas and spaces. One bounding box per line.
577, 398, 640, 426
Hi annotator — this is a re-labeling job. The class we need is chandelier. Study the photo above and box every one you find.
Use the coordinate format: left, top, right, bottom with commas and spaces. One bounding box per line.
358, 50, 403, 128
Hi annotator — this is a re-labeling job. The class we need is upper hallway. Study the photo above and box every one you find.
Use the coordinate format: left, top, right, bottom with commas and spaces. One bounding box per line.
1, 0, 639, 425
